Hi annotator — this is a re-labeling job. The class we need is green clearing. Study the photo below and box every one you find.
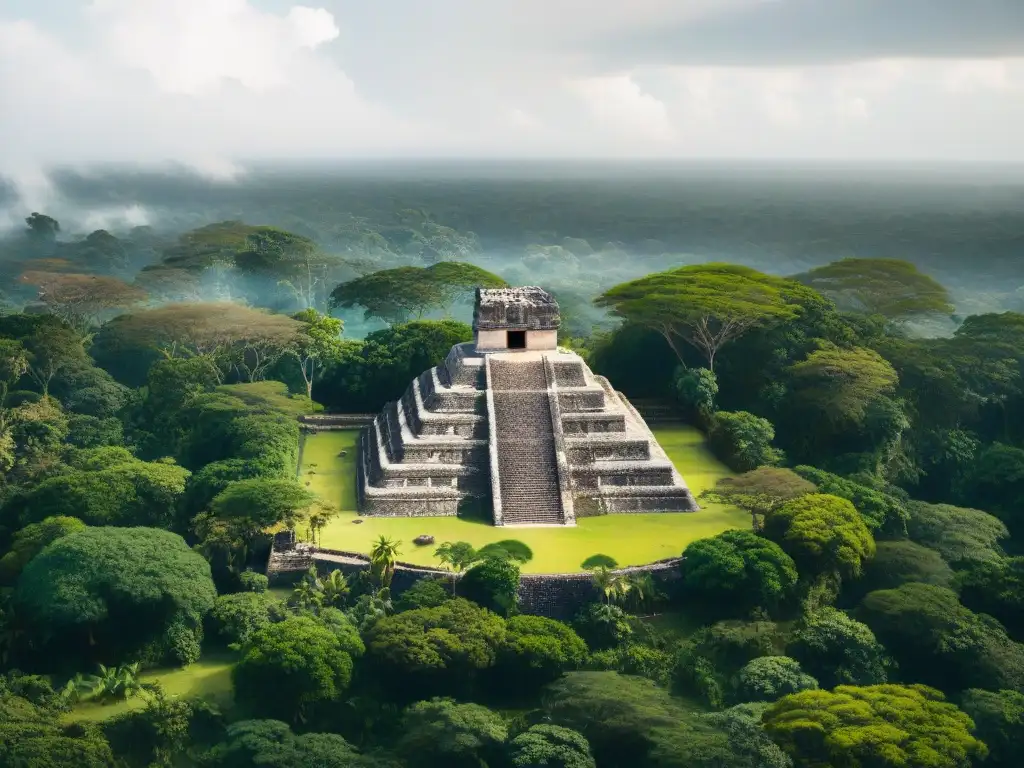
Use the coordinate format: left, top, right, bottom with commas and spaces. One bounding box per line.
308, 425, 747, 573
68, 654, 236, 723
218, 381, 321, 416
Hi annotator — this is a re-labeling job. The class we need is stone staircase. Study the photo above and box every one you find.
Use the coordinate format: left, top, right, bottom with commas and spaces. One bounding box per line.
490, 360, 565, 525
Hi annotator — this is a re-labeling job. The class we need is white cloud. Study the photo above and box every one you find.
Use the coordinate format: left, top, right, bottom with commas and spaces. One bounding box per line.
571, 75, 675, 145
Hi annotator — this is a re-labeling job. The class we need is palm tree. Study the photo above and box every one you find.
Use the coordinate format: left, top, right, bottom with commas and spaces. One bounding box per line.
626, 571, 656, 614
289, 566, 325, 611
590, 566, 631, 606
85, 663, 144, 702
370, 536, 401, 590
321, 569, 350, 608
434, 541, 479, 594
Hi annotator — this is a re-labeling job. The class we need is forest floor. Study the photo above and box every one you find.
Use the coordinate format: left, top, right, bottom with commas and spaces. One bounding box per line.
309, 425, 747, 573
67, 653, 236, 722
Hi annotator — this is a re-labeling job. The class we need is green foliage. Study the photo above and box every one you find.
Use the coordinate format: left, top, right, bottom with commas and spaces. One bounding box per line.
395, 578, 451, 612
364, 598, 506, 698
395, 697, 506, 768
544, 671, 765, 768
960, 689, 1024, 768
508, 725, 595, 768
435, 541, 480, 590
330, 262, 506, 323
460, 556, 520, 615
597, 263, 818, 370
66, 414, 125, 448
787, 608, 892, 689
0, 684, 116, 767
707, 410, 784, 472
207, 592, 283, 647
859, 583, 1024, 692
846, 540, 954, 602
586, 643, 675, 686
16, 526, 216, 666
763, 684, 984, 768
793, 464, 908, 534
233, 615, 355, 722
955, 556, 1024, 639
674, 621, 779, 708
318, 320, 474, 412
958, 442, 1024, 526
700, 467, 816, 531
731, 656, 817, 704
102, 685, 201, 768
794, 257, 954, 320
200, 719, 369, 768
680, 529, 798, 618
13, 454, 190, 528
785, 343, 899, 427
764, 493, 875, 581
498, 615, 588, 689
572, 603, 632, 651
0, 515, 86, 584
905, 500, 1008, 564
673, 366, 718, 421
239, 570, 269, 593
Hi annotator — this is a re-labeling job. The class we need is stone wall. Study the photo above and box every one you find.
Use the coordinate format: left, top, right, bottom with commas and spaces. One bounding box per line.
266, 535, 683, 619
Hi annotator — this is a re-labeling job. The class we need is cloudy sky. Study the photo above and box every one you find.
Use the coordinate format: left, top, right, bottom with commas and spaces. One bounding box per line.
2, 0, 1024, 182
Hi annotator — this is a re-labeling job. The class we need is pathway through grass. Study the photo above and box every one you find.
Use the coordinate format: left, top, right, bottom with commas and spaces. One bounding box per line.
307, 425, 746, 573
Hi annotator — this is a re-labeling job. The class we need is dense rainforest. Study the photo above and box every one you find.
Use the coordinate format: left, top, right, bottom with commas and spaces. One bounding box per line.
0, 167, 1023, 768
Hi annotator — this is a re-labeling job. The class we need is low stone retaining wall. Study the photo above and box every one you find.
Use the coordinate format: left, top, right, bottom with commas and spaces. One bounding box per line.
300, 413, 375, 430
266, 531, 681, 619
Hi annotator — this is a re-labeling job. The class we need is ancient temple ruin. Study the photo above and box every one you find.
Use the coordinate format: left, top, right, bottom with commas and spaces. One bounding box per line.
357, 287, 698, 525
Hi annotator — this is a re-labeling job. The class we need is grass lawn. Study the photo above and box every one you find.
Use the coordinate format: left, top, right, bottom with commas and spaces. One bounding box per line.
68, 654, 236, 723
307, 425, 746, 573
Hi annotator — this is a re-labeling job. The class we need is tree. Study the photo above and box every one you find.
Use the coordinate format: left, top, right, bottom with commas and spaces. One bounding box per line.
370, 535, 402, 590
707, 411, 784, 472
0, 686, 117, 767
544, 671, 765, 768
846, 540, 954, 602
588, 565, 631, 606
233, 615, 356, 722
572, 603, 632, 651
793, 257, 954, 321
508, 725, 596, 768
956, 557, 1024, 640
792, 465, 908, 534
395, 578, 451, 612
859, 583, 1024, 692
700, 467, 816, 531
763, 494, 875, 581
961, 689, 1024, 768
207, 592, 284, 647
25, 212, 60, 241
20, 271, 147, 331
0, 515, 86, 584
784, 343, 899, 426
200, 719, 372, 768
99, 303, 303, 381
673, 621, 780, 708
13, 456, 191, 528
679, 530, 798, 618
905, 500, 1008, 564
22, 322, 87, 395
435, 541, 480, 594
398, 697, 508, 768
498, 615, 588, 689
763, 684, 984, 768
364, 598, 506, 699
461, 556, 521, 615
288, 308, 344, 400
731, 656, 817, 704
673, 366, 718, 423
787, 608, 891, 688
0, 338, 28, 408
330, 262, 507, 323
16, 527, 216, 666
596, 263, 818, 370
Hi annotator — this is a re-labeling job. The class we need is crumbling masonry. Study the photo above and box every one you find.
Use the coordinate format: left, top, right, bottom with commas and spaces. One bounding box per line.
357, 287, 698, 525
